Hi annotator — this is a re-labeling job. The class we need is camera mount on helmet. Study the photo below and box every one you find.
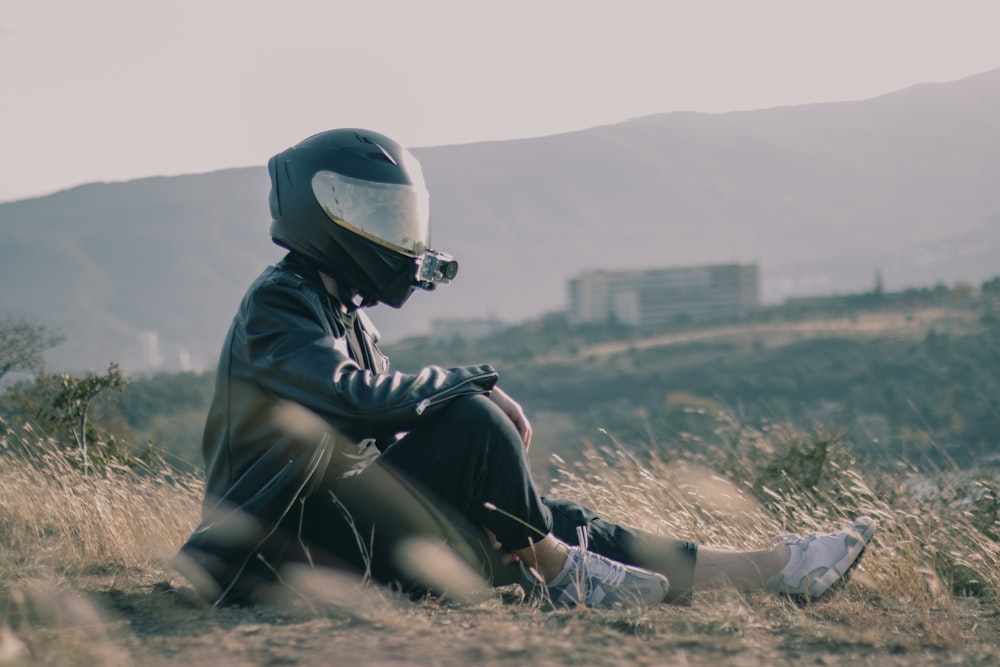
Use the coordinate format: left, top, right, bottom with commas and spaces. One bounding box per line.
415, 249, 458, 291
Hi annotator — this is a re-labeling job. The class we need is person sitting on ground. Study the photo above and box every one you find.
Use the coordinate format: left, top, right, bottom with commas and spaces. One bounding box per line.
175, 128, 877, 608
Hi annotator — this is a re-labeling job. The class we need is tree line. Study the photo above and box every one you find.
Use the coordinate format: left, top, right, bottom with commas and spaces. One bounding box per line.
3, 275, 999, 473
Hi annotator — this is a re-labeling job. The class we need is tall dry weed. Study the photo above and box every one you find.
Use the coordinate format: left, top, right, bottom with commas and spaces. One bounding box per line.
0, 422, 202, 576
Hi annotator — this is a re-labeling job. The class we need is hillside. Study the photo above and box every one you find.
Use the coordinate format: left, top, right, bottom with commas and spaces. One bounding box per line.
2, 69, 999, 372
383, 285, 1000, 472
111, 283, 1000, 473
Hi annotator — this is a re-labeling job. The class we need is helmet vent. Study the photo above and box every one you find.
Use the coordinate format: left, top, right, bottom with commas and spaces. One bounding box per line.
366, 144, 398, 165
354, 134, 398, 165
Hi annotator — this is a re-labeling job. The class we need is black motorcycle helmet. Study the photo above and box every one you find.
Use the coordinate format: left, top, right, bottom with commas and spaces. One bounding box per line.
268, 128, 451, 308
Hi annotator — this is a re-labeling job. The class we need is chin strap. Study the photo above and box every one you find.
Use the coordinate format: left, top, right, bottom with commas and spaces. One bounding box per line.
316, 268, 367, 312
335, 283, 375, 311
336, 282, 357, 310
346, 287, 385, 310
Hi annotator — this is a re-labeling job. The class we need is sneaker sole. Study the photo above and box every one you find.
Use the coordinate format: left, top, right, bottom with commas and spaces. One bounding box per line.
794, 516, 878, 604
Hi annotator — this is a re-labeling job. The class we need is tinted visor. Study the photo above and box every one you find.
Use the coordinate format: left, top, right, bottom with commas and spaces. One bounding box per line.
311, 170, 430, 257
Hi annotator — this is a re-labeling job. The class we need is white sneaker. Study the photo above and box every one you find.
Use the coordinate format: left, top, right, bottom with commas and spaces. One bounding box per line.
766, 516, 878, 602
526, 546, 670, 608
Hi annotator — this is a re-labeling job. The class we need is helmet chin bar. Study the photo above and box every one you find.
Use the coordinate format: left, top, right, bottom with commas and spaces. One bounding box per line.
414, 249, 458, 291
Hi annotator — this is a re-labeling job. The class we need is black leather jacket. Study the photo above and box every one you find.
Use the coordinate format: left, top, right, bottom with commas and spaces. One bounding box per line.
179, 252, 498, 604
203, 252, 498, 501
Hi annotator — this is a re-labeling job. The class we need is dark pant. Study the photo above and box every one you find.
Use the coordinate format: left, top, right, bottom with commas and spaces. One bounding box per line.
294, 394, 697, 603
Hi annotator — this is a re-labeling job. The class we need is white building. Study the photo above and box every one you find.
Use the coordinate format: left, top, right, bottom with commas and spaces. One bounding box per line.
568, 263, 760, 326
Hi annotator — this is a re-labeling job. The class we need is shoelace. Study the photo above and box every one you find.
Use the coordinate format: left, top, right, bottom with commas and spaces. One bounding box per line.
771, 533, 803, 547
574, 525, 627, 588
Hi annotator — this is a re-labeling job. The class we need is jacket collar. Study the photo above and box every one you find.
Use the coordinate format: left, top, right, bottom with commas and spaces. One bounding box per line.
279, 253, 358, 312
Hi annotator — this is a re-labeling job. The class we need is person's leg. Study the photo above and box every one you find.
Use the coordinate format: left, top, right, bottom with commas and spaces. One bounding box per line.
544, 497, 700, 603
692, 546, 789, 590
298, 395, 669, 606
296, 394, 554, 589
545, 497, 790, 600
372, 396, 651, 589
373, 394, 555, 552
544, 497, 877, 603
695, 517, 878, 602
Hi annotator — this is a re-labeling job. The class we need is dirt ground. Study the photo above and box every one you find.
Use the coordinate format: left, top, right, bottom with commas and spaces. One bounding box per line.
5, 566, 999, 667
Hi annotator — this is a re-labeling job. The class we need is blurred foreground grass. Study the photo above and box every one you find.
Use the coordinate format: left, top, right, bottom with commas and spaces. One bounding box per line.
1, 416, 998, 666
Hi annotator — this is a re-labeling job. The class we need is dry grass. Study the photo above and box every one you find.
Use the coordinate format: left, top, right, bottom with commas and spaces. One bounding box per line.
0, 423, 201, 576
1, 417, 999, 666
549, 422, 1000, 606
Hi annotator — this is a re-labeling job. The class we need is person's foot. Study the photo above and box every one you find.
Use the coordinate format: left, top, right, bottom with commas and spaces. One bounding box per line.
766, 515, 878, 603
525, 546, 670, 608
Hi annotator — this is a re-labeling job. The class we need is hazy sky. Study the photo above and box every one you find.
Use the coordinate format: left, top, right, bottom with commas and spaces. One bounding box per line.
3, 0, 1000, 202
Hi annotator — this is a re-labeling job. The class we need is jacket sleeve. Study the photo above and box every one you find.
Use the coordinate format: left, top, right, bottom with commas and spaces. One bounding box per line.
239, 277, 498, 439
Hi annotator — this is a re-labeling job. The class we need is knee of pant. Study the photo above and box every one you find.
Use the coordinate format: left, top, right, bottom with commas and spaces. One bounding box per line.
544, 497, 602, 527
439, 393, 511, 432
435, 394, 523, 455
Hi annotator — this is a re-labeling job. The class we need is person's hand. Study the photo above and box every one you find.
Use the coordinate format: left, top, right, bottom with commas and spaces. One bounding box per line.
488, 386, 532, 450
485, 528, 519, 565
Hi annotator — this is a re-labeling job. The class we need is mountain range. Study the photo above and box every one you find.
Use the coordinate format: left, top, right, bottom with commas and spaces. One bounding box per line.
2, 68, 999, 373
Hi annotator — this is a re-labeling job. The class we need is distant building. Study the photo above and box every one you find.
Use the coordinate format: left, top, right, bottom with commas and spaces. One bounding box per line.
139, 330, 162, 368
568, 263, 760, 326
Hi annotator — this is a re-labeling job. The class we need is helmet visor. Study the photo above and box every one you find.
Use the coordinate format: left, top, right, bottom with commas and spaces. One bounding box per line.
311, 169, 430, 257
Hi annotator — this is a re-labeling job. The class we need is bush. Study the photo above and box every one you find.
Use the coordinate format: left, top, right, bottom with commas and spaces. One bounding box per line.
2, 363, 164, 474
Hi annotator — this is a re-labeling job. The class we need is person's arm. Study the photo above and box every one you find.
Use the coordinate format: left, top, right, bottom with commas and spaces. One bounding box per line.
242, 279, 497, 439
357, 308, 532, 449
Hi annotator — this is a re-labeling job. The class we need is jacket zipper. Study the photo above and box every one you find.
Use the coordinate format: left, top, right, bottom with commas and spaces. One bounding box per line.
414, 372, 495, 415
